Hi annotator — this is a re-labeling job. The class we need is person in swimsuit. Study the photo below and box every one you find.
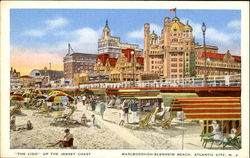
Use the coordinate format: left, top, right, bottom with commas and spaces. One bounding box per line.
47, 129, 74, 148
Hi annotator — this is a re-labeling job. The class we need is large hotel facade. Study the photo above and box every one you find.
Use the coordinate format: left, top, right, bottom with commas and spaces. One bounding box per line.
98, 20, 140, 58
143, 17, 241, 79
64, 17, 241, 86
63, 52, 97, 84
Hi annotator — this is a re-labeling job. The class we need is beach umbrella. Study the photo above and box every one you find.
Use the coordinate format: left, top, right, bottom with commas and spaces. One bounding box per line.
35, 94, 47, 100
10, 94, 24, 102
11, 92, 22, 97
22, 93, 35, 98
31, 89, 42, 94
45, 95, 74, 103
48, 91, 64, 96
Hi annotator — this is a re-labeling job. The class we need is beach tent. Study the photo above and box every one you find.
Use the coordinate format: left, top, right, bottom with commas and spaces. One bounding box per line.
158, 93, 198, 107
175, 97, 241, 135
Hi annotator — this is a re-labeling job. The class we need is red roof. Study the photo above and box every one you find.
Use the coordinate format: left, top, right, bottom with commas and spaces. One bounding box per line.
232, 56, 241, 62
108, 58, 118, 67
97, 54, 110, 65
201, 52, 225, 59
122, 48, 134, 62
202, 52, 241, 62
136, 57, 144, 64
20, 75, 33, 79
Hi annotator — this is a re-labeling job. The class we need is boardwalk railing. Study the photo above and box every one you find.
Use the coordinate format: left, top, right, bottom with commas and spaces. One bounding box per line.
60, 74, 241, 89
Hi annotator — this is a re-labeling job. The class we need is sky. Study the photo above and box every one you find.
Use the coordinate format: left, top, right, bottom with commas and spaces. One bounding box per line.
10, 9, 241, 75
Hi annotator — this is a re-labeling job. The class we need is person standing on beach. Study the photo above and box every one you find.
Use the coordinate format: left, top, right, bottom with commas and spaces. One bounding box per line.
123, 100, 130, 123
10, 116, 16, 131
130, 99, 138, 123
99, 100, 106, 120
91, 97, 96, 111
82, 95, 86, 106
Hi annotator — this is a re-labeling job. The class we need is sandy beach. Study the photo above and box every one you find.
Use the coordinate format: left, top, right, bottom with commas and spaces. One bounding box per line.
11, 102, 211, 150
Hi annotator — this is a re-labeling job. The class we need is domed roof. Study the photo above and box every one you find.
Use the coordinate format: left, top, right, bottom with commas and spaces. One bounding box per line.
172, 17, 180, 22
150, 30, 158, 39
170, 17, 185, 31
184, 25, 192, 31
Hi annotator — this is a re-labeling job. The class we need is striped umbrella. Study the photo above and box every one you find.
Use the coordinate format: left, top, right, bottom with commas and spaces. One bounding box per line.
31, 89, 42, 94
45, 95, 74, 103
48, 91, 64, 96
22, 93, 35, 98
10, 94, 24, 102
35, 94, 47, 100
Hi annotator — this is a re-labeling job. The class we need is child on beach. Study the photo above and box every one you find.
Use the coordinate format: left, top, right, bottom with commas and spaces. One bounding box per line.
87, 114, 97, 127
81, 114, 88, 126
119, 111, 125, 126
10, 116, 16, 131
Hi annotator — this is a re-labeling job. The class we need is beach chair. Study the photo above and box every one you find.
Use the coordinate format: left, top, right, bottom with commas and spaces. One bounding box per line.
139, 107, 159, 128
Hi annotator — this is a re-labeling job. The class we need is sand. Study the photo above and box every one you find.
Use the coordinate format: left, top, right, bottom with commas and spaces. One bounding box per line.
10, 101, 218, 150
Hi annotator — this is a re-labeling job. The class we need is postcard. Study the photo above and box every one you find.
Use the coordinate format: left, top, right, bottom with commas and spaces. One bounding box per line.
1, 1, 249, 158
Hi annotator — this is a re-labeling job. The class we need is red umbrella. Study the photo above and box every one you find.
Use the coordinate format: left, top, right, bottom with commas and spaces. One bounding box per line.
10, 94, 24, 102
35, 94, 47, 100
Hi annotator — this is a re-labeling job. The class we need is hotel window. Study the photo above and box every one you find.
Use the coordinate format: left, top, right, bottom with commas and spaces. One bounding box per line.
171, 69, 177, 72
171, 64, 177, 67
171, 58, 177, 62
179, 63, 183, 67
179, 58, 183, 61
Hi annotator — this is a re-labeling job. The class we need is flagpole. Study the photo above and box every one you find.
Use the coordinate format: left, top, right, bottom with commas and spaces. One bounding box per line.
175, 9, 177, 17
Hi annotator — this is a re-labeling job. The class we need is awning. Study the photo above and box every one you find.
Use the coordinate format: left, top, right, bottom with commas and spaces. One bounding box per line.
176, 97, 241, 120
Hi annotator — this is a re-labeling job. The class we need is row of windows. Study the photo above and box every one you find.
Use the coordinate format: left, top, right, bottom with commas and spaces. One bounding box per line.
151, 60, 163, 64
171, 63, 183, 67
151, 66, 163, 69
171, 58, 184, 62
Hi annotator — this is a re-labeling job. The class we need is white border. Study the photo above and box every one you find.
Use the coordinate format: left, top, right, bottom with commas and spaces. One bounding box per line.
1, 1, 249, 158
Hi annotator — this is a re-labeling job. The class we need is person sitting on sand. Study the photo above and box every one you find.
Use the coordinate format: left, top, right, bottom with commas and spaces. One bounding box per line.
80, 114, 88, 126
87, 114, 97, 127
26, 120, 33, 130
47, 129, 74, 148
17, 120, 33, 131
10, 116, 16, 131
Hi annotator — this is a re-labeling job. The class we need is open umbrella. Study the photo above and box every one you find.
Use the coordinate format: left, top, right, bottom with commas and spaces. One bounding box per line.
22, 93, 35, 98
35, 94, 47, 100
31, 89, 42, 94
45, 95, 74, 103
10, 94, 24, 102
48, 91, 64, 96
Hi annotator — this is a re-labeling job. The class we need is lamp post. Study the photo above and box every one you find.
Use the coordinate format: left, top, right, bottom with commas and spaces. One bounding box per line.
201, 22, 207, 86
97, 61, 101, 88
131, 50, 135, 87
